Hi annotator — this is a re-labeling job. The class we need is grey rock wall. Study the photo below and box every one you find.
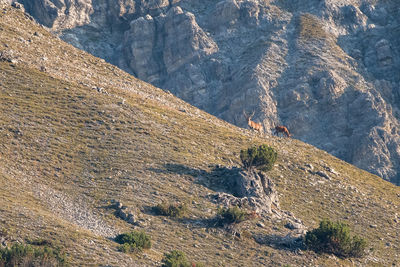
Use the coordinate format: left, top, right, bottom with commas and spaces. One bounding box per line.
16, 0, 400, 185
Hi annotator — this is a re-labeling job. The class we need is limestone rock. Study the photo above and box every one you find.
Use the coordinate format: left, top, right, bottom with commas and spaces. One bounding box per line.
162, 7, 218, 74
124, 15, 160, 83
207, 0, 240, 30
136, 0, 169, 16
212, 170, 279, 214
285, 221, 305, 230
112, 200, 136, 224
18, 0, 93, 29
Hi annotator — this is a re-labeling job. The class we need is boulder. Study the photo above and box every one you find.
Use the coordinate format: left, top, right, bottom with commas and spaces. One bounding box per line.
212, 169, 278, 214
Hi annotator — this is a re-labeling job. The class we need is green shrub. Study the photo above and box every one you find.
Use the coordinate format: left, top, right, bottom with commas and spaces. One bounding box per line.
217, 206, 248, 225
153, 202, 188, 218
0, 243, 68, 266
115, 231, 151, 253
305, 219, 367, 258
161, 250, 190, 267
161, 250, 204, 267
240, 144, 277, 171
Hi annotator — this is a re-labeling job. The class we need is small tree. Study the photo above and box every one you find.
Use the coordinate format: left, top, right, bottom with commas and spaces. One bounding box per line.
0, 243, 68, 266
153, 202, 188, 218
162, 250, 191, 267
217, 206, 248, 225
162, 250, 204, 267
305, 219, 367, 258
115, 231, 152, 253
240, 144, 277, 171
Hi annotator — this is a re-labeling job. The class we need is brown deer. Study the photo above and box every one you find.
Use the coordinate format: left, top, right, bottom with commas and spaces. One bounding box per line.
274, 125, 291, 138
243, 111, 263, 134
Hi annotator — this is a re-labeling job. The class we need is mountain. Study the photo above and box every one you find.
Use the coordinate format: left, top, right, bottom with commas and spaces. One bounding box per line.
0, 2, 400, 266
12, 0, 400, 186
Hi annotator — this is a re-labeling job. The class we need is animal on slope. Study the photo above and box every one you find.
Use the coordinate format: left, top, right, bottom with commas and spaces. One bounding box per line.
243, 111, 263, 134
274, 125, 291, 138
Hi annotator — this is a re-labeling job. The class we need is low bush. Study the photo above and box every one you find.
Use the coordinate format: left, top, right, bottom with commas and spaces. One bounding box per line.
153, 202, 188, 219
161, 250, 204, 267
240, 144, 277, 171
305, 219, 367, 258
115, 231, 151, 253
217, 206, 248, 225
0, 243, 68, 266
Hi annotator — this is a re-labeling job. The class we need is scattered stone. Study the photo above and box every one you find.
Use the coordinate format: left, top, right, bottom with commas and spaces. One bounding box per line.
93, 86, 103, 93
0, 49, 15, 62
315, 171, 331, 180
326, 167, 339, 175
114, 201, 123, 209
11, 2, 24, 10
257, 222, 265, 228
285, 221, 305, 230
111, 200, 136, 225
118, 208, 128, 220
127, 214, 135, 224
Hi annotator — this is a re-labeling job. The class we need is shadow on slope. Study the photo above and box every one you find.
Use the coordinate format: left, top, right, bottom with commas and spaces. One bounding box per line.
149, 163, 242, 197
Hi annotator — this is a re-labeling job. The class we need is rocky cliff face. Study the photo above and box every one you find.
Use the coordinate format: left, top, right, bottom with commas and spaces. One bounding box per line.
13, 0, 400, 185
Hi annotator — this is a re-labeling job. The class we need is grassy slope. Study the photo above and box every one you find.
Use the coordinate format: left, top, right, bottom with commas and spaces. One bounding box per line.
0, 5, 399, 266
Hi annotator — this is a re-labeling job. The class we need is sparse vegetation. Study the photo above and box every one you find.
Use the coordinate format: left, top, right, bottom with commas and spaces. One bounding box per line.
115, 231, 152, 253
153, 202, 188, 218
0, 243, 68, 267
217, 206, 249, 225
305, 219, 367, 258
161, 250, 204, 267
240, 144, 277, 171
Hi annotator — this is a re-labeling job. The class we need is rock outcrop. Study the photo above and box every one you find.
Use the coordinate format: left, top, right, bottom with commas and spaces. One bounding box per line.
212, 169, 279, 214
14, 0, 400, 185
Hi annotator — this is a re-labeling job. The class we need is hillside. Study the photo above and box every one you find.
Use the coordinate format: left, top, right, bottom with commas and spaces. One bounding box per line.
11, 0, 400, 185
0, 4, 400, 266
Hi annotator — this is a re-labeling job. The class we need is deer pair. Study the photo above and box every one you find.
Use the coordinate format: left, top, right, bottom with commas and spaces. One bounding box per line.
243, 111, 291, 138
